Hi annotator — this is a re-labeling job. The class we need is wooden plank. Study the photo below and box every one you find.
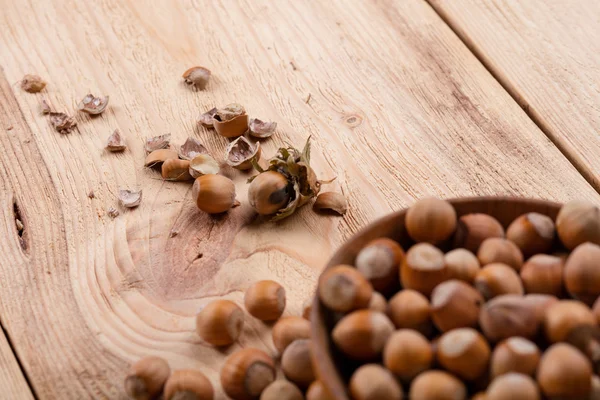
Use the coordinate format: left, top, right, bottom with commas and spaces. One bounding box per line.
0, 325, 34, 399
0, 0, 597, 398
428, 0, 600, 190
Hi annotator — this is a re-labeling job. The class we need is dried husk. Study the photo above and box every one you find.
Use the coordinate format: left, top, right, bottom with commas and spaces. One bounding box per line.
198, 107, 218, 128
21, 74, 46, 93
144, 149, 178, 168
145, 134, 171, 153
182, 66, 211, 89
49, 112, 77, 134
77, 94, 109, 115
313, 192, 347, 215
213, 104, 248, 138
189, 154, 220, 178
248, 118, 277, 138
106, 129, 126, 152
119, 189, 142, 208
225, 136, 261, 170
178, 137, 207, 160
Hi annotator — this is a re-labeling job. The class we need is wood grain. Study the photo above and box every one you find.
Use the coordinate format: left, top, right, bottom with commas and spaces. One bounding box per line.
0, 326, 34, 399
428, 0, 600, 191
0, 0, 597, 398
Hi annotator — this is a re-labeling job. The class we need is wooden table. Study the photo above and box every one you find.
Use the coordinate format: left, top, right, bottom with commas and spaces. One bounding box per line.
0, 0, 598, 398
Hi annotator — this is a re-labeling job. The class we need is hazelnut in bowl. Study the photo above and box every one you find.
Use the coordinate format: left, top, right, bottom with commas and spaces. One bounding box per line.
311, 197, 600, 400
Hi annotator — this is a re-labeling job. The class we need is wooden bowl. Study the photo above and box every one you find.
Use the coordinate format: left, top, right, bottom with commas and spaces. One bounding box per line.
310, 196, 562, 400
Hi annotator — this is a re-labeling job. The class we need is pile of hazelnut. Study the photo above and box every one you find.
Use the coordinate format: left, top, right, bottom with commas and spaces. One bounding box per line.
318, 198, 600, 400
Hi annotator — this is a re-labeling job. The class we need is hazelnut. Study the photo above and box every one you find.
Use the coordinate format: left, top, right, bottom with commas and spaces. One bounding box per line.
349, 364, 404, 400
486, 373, 540, 400
523, 294, 559, 325
281, 339, 314, 388
369, 291, 387, 313
332, 310, 394, 360
453, 213, 504, 253
444, 248, 481, 284
163, 369, 214, 400
306, 381, 333, 400
124, 356, 171, 400
355, 238, 404, 293
565, 242, 600, 305
260, 380, 303, 400
400, 243, 449, 296
244, 280, 286, 321
408, 371, 467, 400
479, 295, 539, 342
248, 171, 291, 216
318, 265, 372, 312
383, 329, 433, 381
387, 289, 432, 335
271, 316, 310, 354
544, 300, 595, 343
213, 104, 249, 138
220, 348, 275, 400
556, 200, 600, 250
195, 300, 244, 347
144, 149, 178, 168
490, 337, 540, 378
477, 238, 523, 271
474, 263, 523, 300
405, 197, 457, 244
437, 328, 490, 380
21, 74, 46, 93
537, 343, 592, 399
520, 254, 563, 296
182, 66, 211, 89
162, 159, 193, 181
566, 325, 600, 373
430, 280, 483, 332
192, 175, 237, 214
506, 213, 555, 257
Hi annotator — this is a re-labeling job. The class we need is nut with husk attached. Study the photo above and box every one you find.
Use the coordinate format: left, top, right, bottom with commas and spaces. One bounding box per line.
198, 107, 217, 128
249, 118, 277, 139
182, 66, 211, 89
106, 129, 126, 152
21, 74, 46, 93
49, 112, 77, 134
119, 189, 142, 208
313, 192, 347, 215
178, 137, 207, 160
145, 134, 171, 153
226, 136, 261, 170
124, 356, 170, 400
77, 93, 109, 115
189, 155, 220, 178
213, 104, 248, 138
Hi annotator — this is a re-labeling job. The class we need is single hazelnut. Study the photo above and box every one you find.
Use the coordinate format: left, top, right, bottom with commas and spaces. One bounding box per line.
506, 213, 555, 257
490, 337, 540, 378
349, 364, 404, 400
248, 171, 291, 216
162, 159, 193, 181
182, 66, 211, 89
332, 310, 394, 360
436, 328, 490, 380
306, 381, 333, 400
520, 254, 563, 296
383, 329, 433, 381
244, 280, 286, 321
477, 238, 523, 271
544, 300, 595, 343
523, 294, 559, 325
408, 371, 467, 400
318, 265, 373, 312
260, 380, 303, 400
195, 300, 244, 347
355, 238, 404, 293
400, 243, 449, 296
144, 149, 178, 168
430, 280, 483, 332
556, 200, 600, 250
369, 291, 387, 313
387, 289, 432, 335
444, 248, 481, 284
163, 369, 214, 400
565, 242, 600, 305
271, 316, 310, 354
192, 175, 237, 214
486, 373, 540, 400
281, 339, 314, 388
453, 213, 505, 253
537, 343, 592, 399
220, 348, 275, 400
124, 356, 171, 400
479, 294, 539, 342
474, 263, 523, 300
405, 197, 457, 244
213, 104, 249, 138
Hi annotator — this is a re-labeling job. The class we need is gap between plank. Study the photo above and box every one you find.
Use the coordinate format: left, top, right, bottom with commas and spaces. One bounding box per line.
425, 0, 600, 195
0, 318, 39, 399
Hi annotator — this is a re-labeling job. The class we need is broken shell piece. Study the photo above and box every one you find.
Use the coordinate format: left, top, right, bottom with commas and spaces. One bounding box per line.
225, 136, 261, 170
213, 104, 248, 138
182, 66, 211, 89
119, 189, 142, 208
162, 159, 193, 181
49, 112, 77, 134
77, 94, 109, 115
41, 99, 52, 114
145, 134, 171, 153
106, 129, 126, 152
144, 149, 178, 168
198, 107, 218, 128
21, 74, 46, 93
107, 207, 119, 219
249, 118, 277, 138
178, 137, 208, 160
313, 192, 347, 215
189, 154, 220, 178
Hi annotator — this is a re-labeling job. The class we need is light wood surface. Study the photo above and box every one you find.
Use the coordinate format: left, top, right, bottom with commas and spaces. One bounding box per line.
0, 0, 597, 398
428, 0, 600, 191
0, 327, 34, 399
